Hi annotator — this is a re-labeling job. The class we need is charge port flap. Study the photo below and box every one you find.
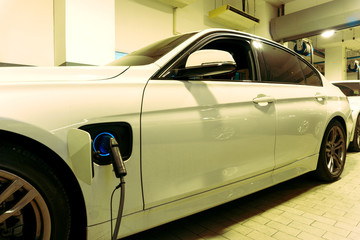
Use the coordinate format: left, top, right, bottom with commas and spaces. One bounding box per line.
67, 129, 93, 185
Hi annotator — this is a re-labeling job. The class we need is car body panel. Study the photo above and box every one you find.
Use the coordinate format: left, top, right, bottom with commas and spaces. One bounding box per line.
90, 152, 319, 239
348, 96, 360, 143
141, 80, 276, 208
0, 64, 158, 227
271, 83, 329, 168
0, 66, 128, 82
332, 80, 360, 143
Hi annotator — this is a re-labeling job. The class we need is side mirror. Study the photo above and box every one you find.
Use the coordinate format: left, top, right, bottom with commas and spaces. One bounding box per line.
173, 50, 236, 79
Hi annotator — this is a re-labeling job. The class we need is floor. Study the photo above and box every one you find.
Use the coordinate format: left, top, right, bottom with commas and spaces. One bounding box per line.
123, 152, 360, 240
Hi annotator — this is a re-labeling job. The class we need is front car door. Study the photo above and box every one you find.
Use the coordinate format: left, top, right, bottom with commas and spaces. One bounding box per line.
141, 35, 277, 208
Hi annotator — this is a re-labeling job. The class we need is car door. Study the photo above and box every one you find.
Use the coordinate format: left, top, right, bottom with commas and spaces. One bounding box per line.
254, 41, 328, 170
140, 36, 276, 208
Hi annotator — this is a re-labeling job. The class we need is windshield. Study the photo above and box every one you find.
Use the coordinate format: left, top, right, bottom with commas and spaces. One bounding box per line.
108, 33, 196, 66
333, 82, 360, 96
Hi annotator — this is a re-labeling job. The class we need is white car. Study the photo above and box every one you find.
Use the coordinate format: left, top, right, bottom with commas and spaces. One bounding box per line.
0, 29, 353, 240
332, 80, 360, 151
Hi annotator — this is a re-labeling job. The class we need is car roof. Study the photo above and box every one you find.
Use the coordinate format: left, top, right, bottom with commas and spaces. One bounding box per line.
196, 28, 277, 44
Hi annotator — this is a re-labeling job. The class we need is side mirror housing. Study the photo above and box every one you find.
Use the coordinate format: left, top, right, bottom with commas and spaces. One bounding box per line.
185, 49, 235, 68
173, 50, 236, 79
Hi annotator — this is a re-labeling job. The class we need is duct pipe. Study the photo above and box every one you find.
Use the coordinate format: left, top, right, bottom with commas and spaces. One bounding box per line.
270, 0, 360, 42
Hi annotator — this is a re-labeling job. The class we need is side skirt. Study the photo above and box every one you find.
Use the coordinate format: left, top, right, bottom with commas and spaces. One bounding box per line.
87, 154, 318, 239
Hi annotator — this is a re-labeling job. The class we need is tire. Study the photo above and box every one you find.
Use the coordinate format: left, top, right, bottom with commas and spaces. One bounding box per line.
0, 143, 71, 239
315, 120, 346, 182
349, 115, 360, 152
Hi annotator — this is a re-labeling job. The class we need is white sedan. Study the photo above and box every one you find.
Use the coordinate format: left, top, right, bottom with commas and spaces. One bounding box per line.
332, 80, 360, 151
0, 29, 353, 240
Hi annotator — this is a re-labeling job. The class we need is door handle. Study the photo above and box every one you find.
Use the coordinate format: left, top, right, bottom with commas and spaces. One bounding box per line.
315, 92, 327, 102
253, 95, 275, 106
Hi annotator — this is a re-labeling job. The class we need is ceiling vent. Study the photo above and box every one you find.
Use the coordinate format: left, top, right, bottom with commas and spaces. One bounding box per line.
155, 0, 196, 8
209, 5, 259, 30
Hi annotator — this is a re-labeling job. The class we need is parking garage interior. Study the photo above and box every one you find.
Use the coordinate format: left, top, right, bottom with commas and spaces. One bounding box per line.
1, 0, 360, 239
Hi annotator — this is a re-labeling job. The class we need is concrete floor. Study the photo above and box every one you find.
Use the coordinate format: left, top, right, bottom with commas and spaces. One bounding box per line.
123, 152, 360, 240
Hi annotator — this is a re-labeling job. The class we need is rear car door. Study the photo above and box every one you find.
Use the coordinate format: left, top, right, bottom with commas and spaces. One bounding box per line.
254, 41, 328, 169
140, 36, 276, 208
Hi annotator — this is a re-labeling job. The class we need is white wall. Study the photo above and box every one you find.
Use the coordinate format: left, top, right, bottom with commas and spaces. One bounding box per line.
66, 0, 115, 65
115, 0, 173, 53
0, 0, 65, 66
348, 71, 359, 80
173, 0, 223, 34
115, 0, 277, 54
0, 0, 276, 65
244, 0, 277, 39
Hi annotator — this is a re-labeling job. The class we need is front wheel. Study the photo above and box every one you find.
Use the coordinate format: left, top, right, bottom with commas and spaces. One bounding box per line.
0, 143, 71, 239
315, 120, 346, 182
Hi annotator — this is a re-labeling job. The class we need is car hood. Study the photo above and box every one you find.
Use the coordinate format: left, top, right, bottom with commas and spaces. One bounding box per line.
0, 66, 129, 83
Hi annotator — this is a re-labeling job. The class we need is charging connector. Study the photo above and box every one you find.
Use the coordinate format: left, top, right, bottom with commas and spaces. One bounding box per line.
110, 138, 127, 178
109, 138, 127, 240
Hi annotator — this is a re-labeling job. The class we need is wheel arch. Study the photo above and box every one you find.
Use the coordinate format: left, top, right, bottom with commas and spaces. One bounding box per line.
331, 115, 347, 136
0, 130, 87, 238
314, 115, 348, 156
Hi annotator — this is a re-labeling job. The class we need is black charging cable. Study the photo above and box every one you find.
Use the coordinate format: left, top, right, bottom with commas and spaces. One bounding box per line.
109, 138, 127, 240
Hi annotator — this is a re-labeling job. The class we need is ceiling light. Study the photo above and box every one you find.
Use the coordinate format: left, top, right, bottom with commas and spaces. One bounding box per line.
321, 30, 335, 38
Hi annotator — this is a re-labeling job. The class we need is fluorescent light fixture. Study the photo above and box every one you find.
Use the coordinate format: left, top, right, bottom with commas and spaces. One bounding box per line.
321, 30, 335, 38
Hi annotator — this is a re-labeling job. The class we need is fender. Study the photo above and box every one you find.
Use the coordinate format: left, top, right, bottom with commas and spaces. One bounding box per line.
0, 118, 94, 185
0, 118, 68, 160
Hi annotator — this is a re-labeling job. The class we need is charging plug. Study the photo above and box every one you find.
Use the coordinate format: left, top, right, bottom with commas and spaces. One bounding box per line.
110, 138, 127, 178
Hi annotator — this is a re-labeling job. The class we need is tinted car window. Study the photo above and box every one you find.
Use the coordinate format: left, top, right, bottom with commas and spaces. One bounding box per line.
298, 59, 322, 86
257, 43, 305, 84
333, 82, 360, 96
108, 33, 196, 66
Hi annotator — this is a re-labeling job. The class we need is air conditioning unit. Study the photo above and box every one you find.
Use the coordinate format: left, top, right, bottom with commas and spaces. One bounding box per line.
209, 5, 259, 30
155, 0, 196, 8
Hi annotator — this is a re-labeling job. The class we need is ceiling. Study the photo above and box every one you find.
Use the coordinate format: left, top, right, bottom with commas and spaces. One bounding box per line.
265, 0, 360, 66
309, 26, 360, 57
264, 0, 296, 6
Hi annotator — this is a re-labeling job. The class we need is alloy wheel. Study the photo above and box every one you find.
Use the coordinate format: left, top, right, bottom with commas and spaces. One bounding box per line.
325, 125, 346, 175
0, 170, 51, 239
